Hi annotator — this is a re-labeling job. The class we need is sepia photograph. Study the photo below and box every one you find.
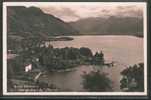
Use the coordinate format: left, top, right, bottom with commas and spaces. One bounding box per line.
3, 2, 147, 96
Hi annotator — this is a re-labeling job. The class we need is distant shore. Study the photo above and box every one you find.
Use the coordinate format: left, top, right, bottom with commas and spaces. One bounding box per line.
48, 36, 74, 41
48, 34, 143, 39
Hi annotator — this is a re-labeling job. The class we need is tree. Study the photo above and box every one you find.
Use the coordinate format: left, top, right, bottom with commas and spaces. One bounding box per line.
35, 47, 106, 71
120, 63, 144, 92
79, 47, 93, 57
66, 48, 79, 60
92, 51, 104, 65
82, 70, 112, 92
99, 51, 104, 64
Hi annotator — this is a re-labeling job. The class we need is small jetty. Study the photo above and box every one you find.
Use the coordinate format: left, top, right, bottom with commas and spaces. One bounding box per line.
104, 61, 115, 67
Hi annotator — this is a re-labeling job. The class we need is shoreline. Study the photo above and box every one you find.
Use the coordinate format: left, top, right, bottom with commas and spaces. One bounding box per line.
50, 34, 143, 39
43, 62, 113, 73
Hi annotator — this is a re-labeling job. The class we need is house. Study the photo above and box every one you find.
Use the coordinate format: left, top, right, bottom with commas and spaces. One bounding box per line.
25, 64, 32, 72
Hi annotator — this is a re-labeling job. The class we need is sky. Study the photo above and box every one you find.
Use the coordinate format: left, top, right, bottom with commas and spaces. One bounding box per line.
26, 3, 145, 22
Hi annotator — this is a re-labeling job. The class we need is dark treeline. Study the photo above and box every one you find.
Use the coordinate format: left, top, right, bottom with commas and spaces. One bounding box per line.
22, 44, 105, 71
120, 63, 144, 92
39, 46, 104, 70
8, 41, 105, 75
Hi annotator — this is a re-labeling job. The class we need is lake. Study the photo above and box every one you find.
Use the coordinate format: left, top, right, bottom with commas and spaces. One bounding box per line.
40, 35, 144, 92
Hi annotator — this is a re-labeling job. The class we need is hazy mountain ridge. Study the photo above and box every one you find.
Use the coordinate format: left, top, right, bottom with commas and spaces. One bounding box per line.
70, 16, 143, 37
7, 6, 78, 39
7, 6, 143, 40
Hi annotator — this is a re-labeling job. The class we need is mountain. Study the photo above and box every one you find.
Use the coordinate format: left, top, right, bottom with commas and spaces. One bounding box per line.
7, 6, 78, 39
70, 16, 143, 37
7, 6, 79, 51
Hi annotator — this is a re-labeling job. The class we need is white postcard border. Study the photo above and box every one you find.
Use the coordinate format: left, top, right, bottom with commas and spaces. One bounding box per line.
3, 2, 148, 96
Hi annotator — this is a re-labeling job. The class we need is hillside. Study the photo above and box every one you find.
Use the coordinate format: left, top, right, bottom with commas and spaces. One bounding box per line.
7, 6, 78, 50
70, 16, 143, 37
7, 6, 78, 39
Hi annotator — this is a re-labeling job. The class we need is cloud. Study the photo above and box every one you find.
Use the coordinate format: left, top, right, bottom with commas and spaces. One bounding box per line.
39, 6, 80, 22
115, 5, 143, 18
33, 3, 145, 22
